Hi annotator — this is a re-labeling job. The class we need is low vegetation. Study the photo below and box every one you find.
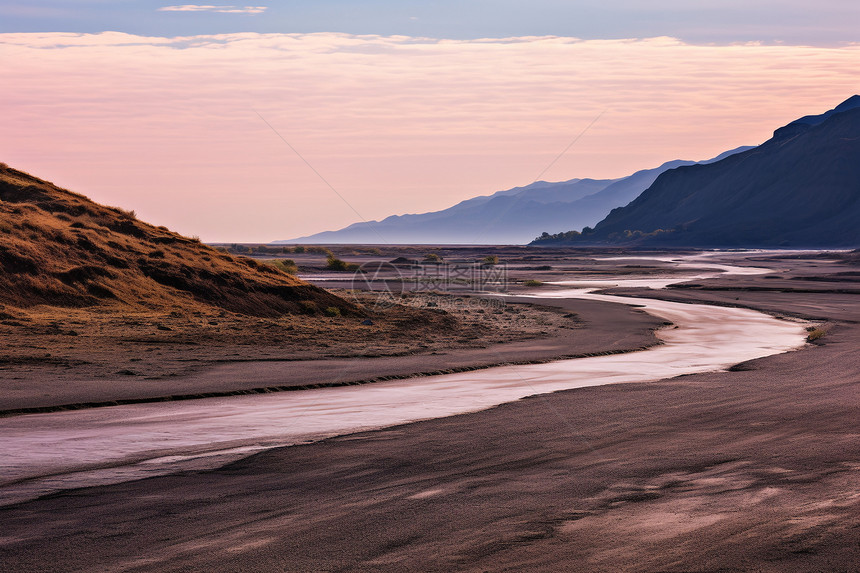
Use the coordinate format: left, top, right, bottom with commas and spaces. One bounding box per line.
532, 226, 674, 245
806, 326, 826, 342
227, 244, 334, 256
533, 230, 583, 243
264, 259, 298, 274
326, 255, 359, 272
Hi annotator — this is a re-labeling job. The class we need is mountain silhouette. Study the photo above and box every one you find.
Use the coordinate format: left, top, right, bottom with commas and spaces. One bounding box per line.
533, 96, 860, 248
278, 148, 750, 245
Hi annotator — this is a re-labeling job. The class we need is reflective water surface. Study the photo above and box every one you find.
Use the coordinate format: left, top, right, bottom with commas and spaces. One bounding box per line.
0, 256, 808, 506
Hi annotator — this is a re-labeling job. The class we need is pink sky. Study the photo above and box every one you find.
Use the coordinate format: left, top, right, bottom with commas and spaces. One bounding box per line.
2, 32, 859, 242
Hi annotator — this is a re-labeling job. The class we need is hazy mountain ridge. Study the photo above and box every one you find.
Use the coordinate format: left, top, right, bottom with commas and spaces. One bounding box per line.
532, 96, 860, 248
278, 148, 750, 245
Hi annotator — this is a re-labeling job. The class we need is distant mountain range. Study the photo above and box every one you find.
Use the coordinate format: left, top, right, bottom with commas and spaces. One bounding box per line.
276, 148, 751, 245
533, 95, 860, 248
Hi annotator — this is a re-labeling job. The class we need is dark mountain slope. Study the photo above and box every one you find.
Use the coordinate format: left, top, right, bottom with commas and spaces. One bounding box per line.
534, 98, 860, 248
559, 146, 752, 231
773, 94, 860, 139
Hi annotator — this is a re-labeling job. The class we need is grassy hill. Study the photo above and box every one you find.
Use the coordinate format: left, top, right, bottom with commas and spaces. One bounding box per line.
0, 163, 354, 317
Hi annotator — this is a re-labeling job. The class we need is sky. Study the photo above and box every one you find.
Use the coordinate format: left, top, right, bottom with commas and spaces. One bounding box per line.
2, 2, 859, 242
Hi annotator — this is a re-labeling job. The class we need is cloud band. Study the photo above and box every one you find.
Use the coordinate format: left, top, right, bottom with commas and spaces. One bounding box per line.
158, 5, 267, 14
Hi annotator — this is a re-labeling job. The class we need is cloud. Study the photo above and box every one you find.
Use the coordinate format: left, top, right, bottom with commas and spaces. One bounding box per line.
158, 5, 267, 14
1, 32, 858, 241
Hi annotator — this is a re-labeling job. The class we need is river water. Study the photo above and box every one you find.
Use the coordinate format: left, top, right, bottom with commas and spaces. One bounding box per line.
0, 255, 808, 506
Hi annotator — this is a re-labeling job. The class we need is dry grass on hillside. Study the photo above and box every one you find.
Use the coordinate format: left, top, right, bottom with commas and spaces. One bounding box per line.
0, 163, 353, 317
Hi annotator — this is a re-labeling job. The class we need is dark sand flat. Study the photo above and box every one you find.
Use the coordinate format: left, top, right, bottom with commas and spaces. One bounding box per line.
1, 266, 858, 571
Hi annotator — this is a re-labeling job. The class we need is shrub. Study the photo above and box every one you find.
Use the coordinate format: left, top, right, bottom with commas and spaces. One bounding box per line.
264, 259, 298, 274
326, 255, 349, 271
523, 279, 543, 287
424, 253, 442, 263
279, 258, 298, 274
806, 328, 826, 342
326, 255, 359, 272
482, 255, 499, 265
324, 306, 341, 317
298, 300, 318, 314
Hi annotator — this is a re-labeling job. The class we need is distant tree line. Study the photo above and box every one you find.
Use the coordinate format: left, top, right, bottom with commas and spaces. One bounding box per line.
531, 226, 594, 244
224, 244, 384, 256
531, 225, 677, 245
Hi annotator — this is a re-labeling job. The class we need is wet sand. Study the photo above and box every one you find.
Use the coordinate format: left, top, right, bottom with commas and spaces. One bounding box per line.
1, 253, 858, 571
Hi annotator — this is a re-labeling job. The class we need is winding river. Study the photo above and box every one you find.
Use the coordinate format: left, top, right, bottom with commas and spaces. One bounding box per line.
0, 255, 808, 506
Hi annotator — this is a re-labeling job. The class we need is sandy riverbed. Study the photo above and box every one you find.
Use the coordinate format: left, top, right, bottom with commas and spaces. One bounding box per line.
1, 251, 858, 572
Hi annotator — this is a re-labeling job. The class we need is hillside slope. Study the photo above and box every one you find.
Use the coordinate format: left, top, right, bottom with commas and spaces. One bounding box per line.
533, 97, 860, 248
0, 164, 353, 317
280, 148, 750, 245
